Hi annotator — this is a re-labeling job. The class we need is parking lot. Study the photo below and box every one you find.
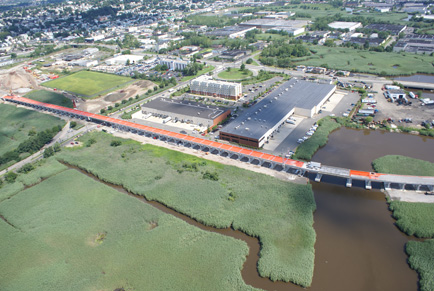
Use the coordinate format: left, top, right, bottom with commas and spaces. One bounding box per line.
267, 90, 360, 156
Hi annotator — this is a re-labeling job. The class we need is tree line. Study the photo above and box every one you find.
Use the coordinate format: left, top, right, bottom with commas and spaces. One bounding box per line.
0, 125, 62, 167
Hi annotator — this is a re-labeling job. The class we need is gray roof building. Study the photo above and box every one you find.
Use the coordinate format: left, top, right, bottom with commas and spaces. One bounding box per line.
141, 97, 231, 128
220, 79, 336, 147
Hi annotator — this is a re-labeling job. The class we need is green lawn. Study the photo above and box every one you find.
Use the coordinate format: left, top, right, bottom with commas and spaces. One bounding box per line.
57, 131, 317, 287
293, 45, 434, 75
181, 65, 215, 82
25, 90, 73, 108
0, 104, 65, 157
255, 33, 288, 42
372, 155, 434, 177
42, 71, 132, 98
218, 69, 253, 80
0, 162, 256, 291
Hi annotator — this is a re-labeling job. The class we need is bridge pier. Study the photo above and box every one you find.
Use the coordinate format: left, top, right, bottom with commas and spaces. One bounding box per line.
365, 180, 372, 190
384, 182, 391, 191
346, 178, 352, 188
398, 183, 406, 190
428, 185, 434, 192
315, 173, 323, 182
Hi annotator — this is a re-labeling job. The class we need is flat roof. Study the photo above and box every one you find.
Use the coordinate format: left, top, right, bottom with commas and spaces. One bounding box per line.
240, 19, 308, 28
142, 97, 228, 120
328, 21, 362, 30
206, 26, 253, 36
221, 79, 336, 140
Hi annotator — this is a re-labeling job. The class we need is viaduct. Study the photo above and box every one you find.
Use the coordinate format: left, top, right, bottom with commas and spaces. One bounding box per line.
3, 95, 434, 192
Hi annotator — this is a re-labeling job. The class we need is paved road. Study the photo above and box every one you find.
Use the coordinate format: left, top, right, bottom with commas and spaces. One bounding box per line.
0, 120, 94, 176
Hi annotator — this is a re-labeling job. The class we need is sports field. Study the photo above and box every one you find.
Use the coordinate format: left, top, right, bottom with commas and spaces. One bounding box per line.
293, 45, 434, 75
0, 103, 65, 156
57, 131, 317, 287
0, 160, 255, 291
25, 90, 73, 108
42, 71, 132, 98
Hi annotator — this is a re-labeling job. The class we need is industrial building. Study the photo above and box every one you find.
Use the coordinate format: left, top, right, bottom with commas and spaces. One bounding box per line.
219, 50, 248, 61
190, 76, 243, 100
328, 21, 362, 31
206, 26, 256, 38
364, 24, 406, 35
105, 54, 144, 65
393, 34, 434, 54
220, 79, 336, 148
239, 19, 307, 35
139, 97, 231, 129
159, 58, 190, 71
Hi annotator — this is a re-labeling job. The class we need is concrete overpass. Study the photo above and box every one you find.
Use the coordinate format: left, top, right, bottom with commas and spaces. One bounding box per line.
3, 95, 434, 192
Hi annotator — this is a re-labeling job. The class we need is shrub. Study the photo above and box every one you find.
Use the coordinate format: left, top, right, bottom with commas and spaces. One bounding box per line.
5, 171, 18, 183
70, 121, 77, 128
110, 140, 122, 147
17, 163, 35, 174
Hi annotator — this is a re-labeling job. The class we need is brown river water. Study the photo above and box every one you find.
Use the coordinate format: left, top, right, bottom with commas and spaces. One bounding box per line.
66, 127, 434, 290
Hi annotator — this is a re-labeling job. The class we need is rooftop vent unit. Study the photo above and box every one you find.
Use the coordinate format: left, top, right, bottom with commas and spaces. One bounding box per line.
274, 97, 278, 100
245, 128, 249, 131
247, 117, 251, 120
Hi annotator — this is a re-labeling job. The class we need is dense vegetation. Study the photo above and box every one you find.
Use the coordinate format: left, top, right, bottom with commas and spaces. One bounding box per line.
260, 42, 311, 68
25, 90, 73, 108
0, 103, 65, 169
0, 126, 62, 168
293, 117, 341, 161
293, 45, 434, 75
388, 201, 434, 238
406, 240, 434, 291
372, 155, 434, 177
57, 131, 317, 287
0, 162, 255, 291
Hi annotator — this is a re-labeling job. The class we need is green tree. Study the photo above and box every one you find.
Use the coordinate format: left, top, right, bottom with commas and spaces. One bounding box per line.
364, 116, 373, 124
70, 121, 77, 128
5, 171, 17, 183
10, 53, 17, 59
240, 63, 246, 71
246, 58, 253, 64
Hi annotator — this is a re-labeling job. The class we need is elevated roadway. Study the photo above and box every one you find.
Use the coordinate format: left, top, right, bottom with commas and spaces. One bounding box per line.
3, 95, 434, 192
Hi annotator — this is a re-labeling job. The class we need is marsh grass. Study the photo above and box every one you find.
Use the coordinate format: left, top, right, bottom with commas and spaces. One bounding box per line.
57, 131, 317, 287
0, 169, 256, 291
293, 117, 341, 161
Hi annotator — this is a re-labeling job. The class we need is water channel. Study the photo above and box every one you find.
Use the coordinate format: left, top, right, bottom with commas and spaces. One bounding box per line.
66, 127, 434, 290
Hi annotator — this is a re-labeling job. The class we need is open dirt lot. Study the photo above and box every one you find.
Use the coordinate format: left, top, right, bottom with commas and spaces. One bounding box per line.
80, 80, 156, 113
0, 67, 40, 96
371, 82, 434, 128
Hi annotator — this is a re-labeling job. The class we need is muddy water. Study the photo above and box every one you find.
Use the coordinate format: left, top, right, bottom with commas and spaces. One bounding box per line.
308, 127, 434, 291
312, 127, 434, 171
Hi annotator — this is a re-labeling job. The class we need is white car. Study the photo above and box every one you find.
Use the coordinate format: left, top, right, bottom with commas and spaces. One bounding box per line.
297, 139, 304, 144
306, 131, 314, 136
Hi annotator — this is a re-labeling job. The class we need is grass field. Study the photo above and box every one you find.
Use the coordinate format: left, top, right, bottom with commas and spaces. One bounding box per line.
372, 155, 434, 177
0, 104, 65, 157
293, 117, 341, 161
293, 45, 434, 75
406, 239, 434, 291
181, 65, 215, 82
57, 131, 317, 287
42, 71, 132, 98
218, 68, 253, 80
0, 164, 256, 291
255, 33, 288, 42
25, 90, 73, 108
